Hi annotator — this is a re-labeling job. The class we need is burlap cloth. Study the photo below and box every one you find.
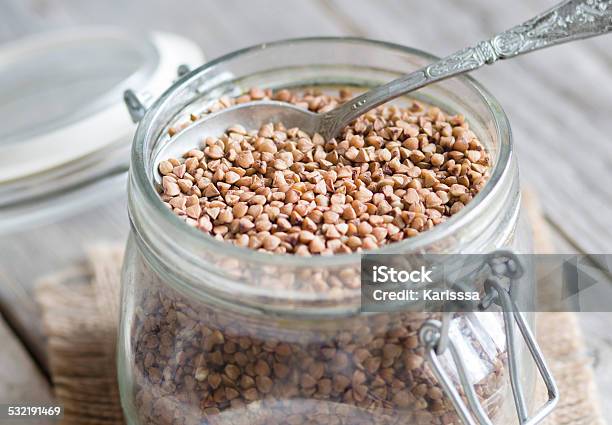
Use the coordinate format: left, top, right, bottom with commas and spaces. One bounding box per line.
35, 193, 606, 425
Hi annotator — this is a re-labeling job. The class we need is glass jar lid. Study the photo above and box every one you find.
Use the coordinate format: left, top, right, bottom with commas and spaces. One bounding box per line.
0, 28, 155, 147
0, 27, 204, 185
0, 27, 204, 232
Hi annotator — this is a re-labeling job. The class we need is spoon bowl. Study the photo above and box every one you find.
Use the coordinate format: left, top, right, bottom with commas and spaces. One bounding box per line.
154, 101, 319, 184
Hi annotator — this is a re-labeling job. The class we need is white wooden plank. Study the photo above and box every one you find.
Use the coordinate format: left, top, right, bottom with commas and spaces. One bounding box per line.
0, 313, 54, 425
0, 195, 129, 370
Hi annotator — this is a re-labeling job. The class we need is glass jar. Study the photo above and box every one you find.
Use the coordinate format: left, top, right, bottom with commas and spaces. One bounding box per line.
119, 38, 556, 425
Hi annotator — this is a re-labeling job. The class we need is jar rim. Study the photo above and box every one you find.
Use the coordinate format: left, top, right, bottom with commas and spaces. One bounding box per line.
131, 36, 513, 268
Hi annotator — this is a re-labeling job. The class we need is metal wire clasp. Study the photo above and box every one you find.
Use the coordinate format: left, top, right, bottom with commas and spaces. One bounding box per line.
419, 251, 559, 425
124, 65, 192, 124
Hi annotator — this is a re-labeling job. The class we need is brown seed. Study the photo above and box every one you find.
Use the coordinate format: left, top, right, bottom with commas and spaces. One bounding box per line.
425, 193, 442, 208
206, 207, 220, 220
450, 201, 465, 215
330, 193, 346, 205
317, 379, 332, 395
467, 150, 481, 162
186, 204, 201, 219
236, 150, 255, 168
364, 357, 382, 374
346, 236, 362, 249
342, 205, 357, 220
162, 176, 180, 196
177, 179, 192, 193
382, 343, 402, 360
378, 148, 392, 162
449, 184, 467, 197
309, 237, 325, 253
333, 375, 350, 392
186, 149, 205, 159
185, 157, 199, 173
194, 367, 209, 382
274, 343, 292, 357
249, 87, 265, 100
254, 360, 270, 377
169, 196, 186, 210
354, 187, 373, 202
250, 195, 267, 205
298, 230, 315, 243
208, 373, 222, 389
224, 364, 240, 381
225, 387, 240, 400
159, 160, 174, 175
430, 153, 444, 167
225, 171, 240, 184
428, 386, 444, 400
257, 138, 277, 153
453, 138, 469, 152
243, 388, 259, 401
273, 159, 289, 170
285, 190, 300, 204
300, 373, 317, 389
322, 211, 339, 224
204, 183, 220, 197
404, 354, 424, 370
240, 375, 255, 389
239, 218, 255, 232
256, 376, 273, 393
357, 221, 372, 236
205, 145, 225, 159
273, 363, 290, 379
263, 234, 281, 250
173, 164, 186, 178
232, 202, 248, 218
393, 390, 415, 408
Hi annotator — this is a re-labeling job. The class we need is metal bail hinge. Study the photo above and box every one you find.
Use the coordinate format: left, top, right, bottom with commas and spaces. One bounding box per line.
124, 65, 192, 124
419, 251, 559, 425
177, 64, 191, 78
124, 89, 147, 123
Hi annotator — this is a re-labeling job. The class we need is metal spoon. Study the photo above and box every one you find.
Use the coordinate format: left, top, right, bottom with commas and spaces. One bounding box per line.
128, 0, 612, 176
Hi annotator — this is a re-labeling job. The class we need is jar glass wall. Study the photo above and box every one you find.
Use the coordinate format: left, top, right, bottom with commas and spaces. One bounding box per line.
119, 38, 534, 425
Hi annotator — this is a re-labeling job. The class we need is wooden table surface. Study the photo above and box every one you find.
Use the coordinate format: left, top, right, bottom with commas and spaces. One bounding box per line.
0, 0, 610, 423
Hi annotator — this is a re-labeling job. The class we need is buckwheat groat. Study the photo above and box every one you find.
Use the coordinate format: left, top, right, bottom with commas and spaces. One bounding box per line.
158, 88, 489, 255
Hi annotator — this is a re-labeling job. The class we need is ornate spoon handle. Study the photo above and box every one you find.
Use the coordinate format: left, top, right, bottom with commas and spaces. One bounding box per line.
319, 0, 612, 139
